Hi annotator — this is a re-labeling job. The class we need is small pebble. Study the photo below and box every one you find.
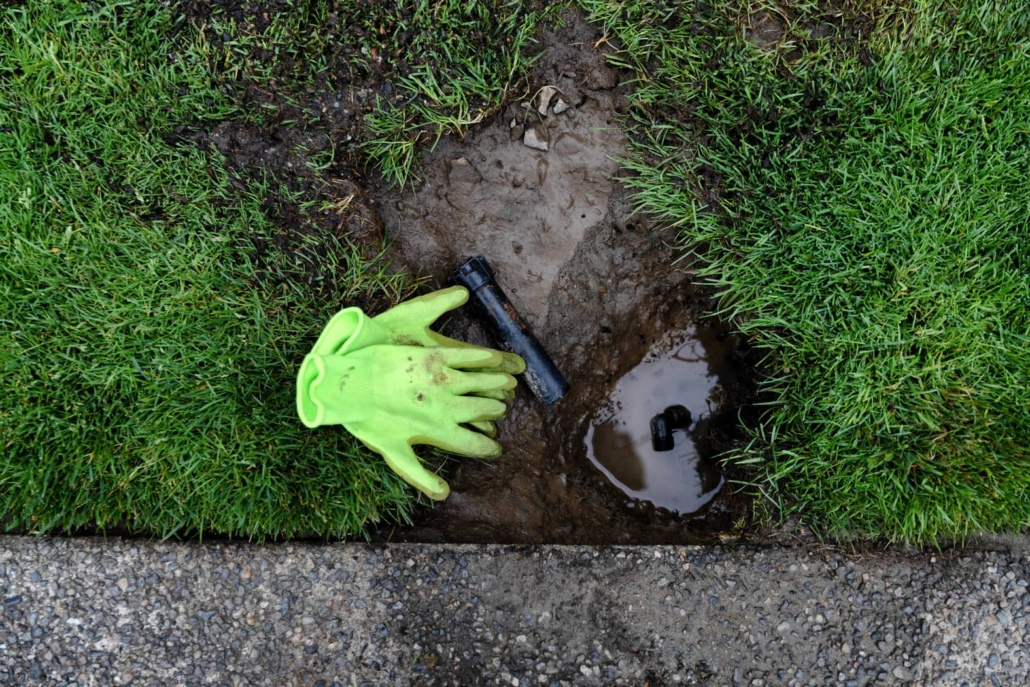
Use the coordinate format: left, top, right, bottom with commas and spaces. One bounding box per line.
523, 128, 548, 151
536, 85, 557, 115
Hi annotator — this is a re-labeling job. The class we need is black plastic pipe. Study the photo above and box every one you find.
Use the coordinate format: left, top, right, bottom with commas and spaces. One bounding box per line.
449, 255, 569, 406
650, 404, 692, 452
650, 413, 674, 452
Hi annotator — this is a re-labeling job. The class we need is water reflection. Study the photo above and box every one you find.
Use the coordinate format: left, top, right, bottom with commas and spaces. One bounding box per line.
584, 325, 730, 515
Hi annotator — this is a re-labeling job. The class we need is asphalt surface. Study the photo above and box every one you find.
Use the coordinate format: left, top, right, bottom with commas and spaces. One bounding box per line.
0, 537, 1027, 686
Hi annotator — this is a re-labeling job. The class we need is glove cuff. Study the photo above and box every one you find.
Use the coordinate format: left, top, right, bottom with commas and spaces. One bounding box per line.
296, 353, 377, 428
309, 307, 389, 357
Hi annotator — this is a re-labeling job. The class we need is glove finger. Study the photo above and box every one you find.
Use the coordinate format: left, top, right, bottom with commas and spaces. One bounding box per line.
493, 351, 527, 375
452, 395, 508, 424
378, 286, 469, 331
425, 330, 480, 350
473, 387, 514, 403
428, 331, 527, 375
354, 433, 450, 501
467, 420, 498, 438
418, 424, 503, 459
440, 346, 528, 372
447, 369, 517, 396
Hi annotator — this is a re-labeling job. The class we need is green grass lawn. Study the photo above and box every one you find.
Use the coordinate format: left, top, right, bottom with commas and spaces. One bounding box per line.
4, 0, 1029, 544
0, 0, 551, 539
0, 0, 420, 538
191, 0, 549, 187
583, 0, 1030, 543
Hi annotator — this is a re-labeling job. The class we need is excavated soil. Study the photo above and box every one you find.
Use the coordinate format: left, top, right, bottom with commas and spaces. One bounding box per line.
372, 16, 759, 544
177, 4, 761, 543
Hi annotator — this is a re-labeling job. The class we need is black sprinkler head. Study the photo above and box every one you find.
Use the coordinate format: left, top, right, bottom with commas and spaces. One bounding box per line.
663, 404, 692, 429
449, 255, 569, 406
649, 405, 693, 452
650, 413, 674, 452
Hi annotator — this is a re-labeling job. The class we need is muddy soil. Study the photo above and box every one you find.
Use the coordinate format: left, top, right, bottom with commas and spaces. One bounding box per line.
372, 16, 758, 544
177, 2, 761, 543
172, 0, 417, 316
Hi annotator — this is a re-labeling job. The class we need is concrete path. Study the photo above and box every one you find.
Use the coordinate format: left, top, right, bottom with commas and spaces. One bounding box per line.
0, 537, 1026, 686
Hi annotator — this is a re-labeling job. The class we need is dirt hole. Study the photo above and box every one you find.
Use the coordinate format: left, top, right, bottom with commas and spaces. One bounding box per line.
371, 17, 757, 544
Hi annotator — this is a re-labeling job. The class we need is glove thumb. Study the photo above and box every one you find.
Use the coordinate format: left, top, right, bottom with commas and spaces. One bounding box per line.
374, 286, 469, 341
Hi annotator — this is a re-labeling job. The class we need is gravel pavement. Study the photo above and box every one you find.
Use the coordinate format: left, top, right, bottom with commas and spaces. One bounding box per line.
0, 536, 1027, 686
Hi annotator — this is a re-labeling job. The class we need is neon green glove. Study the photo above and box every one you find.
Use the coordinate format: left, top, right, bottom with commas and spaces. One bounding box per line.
311, 286, 525, 375
297, 344, 516, 500
308, 286, 525, 437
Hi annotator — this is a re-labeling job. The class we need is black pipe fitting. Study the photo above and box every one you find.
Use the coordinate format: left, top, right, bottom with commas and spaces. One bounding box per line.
650, 404, 693, 452
449, 255, 570, 406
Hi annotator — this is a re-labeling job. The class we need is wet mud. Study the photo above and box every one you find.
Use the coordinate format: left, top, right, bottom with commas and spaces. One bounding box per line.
373, 16, 757, 544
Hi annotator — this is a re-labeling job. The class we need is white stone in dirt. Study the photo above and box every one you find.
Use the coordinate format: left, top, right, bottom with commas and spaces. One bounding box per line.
552, 98, 570, 114
537, 85, 557, 115
448, 157, 482, 186
523, 128, 548, 151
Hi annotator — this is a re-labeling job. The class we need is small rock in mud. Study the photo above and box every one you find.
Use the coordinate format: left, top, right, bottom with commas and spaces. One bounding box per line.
523, 127, 549, 151
537, 85, 557, 115
553, 98, 570, 114
447, 157, 481, 187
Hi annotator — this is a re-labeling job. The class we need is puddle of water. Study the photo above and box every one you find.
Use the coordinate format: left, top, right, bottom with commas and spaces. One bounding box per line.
585, 326, 729, 515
